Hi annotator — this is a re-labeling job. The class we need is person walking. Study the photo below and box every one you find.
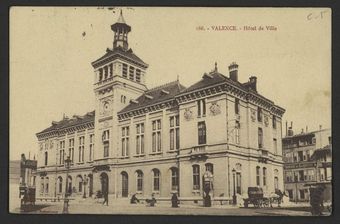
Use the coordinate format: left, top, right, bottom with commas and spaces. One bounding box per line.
171, 193, 179, 208
102, 190, 108, 206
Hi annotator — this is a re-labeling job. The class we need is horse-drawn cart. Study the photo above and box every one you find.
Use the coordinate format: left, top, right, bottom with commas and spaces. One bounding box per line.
243, 187, 267, 208
243, 187, 273, 208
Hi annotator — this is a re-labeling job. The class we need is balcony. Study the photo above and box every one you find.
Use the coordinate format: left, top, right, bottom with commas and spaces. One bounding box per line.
261, 149, 269, 157
95, 76, 114, 86
258, 149, 269, 163
190, 145, 208, 160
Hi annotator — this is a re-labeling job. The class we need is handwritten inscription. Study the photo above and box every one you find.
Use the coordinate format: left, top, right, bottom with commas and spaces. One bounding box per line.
196, 25, 278, 32
307, 10, 328, 20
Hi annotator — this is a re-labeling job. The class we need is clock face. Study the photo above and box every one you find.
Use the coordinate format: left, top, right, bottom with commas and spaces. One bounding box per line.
103, 101, 110, 112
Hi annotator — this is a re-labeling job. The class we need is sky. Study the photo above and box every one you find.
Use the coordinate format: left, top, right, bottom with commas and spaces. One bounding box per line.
10, 7, 331, 160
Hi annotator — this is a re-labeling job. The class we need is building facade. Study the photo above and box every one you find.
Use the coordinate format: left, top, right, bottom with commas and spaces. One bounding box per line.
35, 11, 285, 202
282, 126, 332, 202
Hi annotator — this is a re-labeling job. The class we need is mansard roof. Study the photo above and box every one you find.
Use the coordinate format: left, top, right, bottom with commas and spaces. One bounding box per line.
119, 80, 186, 114
180, 71, 228, 94
176, 70, 285, 116
91, 46, 148, 68
36, 111, 95, 137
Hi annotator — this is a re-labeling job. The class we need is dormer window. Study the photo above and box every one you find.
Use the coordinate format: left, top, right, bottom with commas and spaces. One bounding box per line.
161, 89, 169, 95
145, 94, 153, 100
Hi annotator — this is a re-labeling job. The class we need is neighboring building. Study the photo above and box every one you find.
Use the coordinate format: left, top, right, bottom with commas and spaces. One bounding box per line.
20, 153, 37, 189
282, 126, 331, 202
9, 153, 37, 212
9, 160, 21, 212
35, 11, 285, 202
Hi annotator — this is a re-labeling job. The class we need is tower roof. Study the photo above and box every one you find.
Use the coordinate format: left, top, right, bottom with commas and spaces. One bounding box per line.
111, 10, 131, 32
117, 9, 126, 24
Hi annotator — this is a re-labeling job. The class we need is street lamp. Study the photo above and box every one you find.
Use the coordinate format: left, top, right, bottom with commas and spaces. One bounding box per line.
232, 168, 237, 205
83, 174, 87, 198
62, 156, 71, 214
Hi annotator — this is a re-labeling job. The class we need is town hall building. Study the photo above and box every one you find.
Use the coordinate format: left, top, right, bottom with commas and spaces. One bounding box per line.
35, 11, 285, 203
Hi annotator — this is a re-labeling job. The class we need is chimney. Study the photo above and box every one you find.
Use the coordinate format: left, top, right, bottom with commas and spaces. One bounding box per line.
319, 125, 322, 130
288, 127, 294, 136
306, 126, 308, 133
249, 76, 257, 92
285, 121, 288, 136
228, 62, 238, 82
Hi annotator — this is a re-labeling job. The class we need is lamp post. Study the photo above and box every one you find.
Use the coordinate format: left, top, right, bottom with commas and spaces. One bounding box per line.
83, 174, 87, 198
54, 149, 58, 202
232, 168, 237, 205
62, 156, 71, 214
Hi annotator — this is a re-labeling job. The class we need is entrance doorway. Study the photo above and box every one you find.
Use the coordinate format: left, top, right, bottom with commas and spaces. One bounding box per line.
121, 172, 128, 197
100, 172, 109, 196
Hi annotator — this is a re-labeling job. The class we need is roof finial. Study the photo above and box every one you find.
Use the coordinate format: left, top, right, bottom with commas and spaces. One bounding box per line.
177, 75, 179, 81
214, 62, 218, 72
117, 9, 126, 23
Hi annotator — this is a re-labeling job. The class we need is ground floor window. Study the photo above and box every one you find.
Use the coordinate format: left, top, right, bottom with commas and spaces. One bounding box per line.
58, 177, 63, 193
136, 170, 143, 191
236, 172, 241, 194
193, 165, 200, 190
121, 172, 128, 197
153, 169, 160, 191
171, 167, 179, 191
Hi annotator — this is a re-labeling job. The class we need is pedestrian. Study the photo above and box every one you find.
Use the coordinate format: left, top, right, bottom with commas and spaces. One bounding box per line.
130, 194, 140, 204
102, 190, 108, 206
275, 189, 284, 207
171, 193, 179, 208
146, 193, 156, 206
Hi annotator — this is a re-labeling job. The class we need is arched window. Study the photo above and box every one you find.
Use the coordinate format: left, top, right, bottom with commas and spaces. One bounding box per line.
256, 166, 260, 186
263, 167, 267, 186
236, 163, 242, 194
136, 170, 143, 192
77, 175, 83, 192
58, 176, 63, 193
44, 151, 48, 166
274, 169, 279, 190
170, 167, 179, 191
152, 169, 160, 191
192, 165, 200, 190
121, 172, 129, 197
205, 163, 214, 174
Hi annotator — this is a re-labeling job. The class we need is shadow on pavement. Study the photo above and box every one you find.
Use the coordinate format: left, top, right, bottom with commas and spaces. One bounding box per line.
16, 204, 54, 213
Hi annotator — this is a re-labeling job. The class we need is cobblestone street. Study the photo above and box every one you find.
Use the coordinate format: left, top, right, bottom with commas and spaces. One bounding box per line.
13, 199, 329, 216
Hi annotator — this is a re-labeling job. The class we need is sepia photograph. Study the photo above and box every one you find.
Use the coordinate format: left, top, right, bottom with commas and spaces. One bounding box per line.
9, 7, 331, 216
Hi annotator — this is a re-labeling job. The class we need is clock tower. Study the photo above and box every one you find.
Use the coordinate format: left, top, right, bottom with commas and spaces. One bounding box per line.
91, 10, 148, 162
